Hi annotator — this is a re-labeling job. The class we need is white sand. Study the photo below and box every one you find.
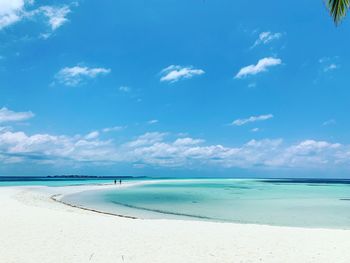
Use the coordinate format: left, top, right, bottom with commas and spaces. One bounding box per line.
1, 185, 350, 263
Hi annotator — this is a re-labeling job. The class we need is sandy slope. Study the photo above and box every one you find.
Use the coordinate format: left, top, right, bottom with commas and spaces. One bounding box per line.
1, 185, 350, 263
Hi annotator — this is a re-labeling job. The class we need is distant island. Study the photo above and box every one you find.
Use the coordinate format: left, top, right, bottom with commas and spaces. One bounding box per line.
0, 175, 148, 181
48, 175, 146, 179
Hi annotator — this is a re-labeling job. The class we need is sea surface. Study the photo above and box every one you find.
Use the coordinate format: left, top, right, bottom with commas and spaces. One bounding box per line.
61, 178, 350, 229
0, 176, 132, 187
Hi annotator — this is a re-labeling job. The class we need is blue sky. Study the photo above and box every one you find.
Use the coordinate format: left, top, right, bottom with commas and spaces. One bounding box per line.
1, 0, 350, 177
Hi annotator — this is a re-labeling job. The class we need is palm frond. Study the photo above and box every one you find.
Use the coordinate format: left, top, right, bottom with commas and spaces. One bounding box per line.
327, 0, 350, 25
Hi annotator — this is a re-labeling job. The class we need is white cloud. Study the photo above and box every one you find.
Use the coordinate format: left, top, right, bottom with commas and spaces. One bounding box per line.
0, 107, 34, 123
39, 5, 71, 31
269, 140, 342, 167
231, 114, 273, 126
85, 131, 99, 140
102, 126, 125, 133
324, 63, 338, 72
147, 119, 159, 124
126, 132, 166, 148
235, 57, 282, 79
0, 130, 117, 163
160, 65, 205, 83
55, 65, 111, 86
0, 126, 350, 170
291, 140, 340, 152
251, 128, 259, 132
0, 0, 29, 29
122, 136, 349, 169
252, 31, 282, 48
0, 110, 349, 170
173, 137, 204, 146
0, 1, 74, 35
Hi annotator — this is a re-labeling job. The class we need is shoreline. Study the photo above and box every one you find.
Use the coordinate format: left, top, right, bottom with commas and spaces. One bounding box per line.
1, 184, 350, 262
51, 194, 139, 220
48, 181, 152, 220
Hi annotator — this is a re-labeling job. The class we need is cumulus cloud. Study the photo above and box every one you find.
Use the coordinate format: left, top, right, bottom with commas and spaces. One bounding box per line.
123, 136, 350, 169
0, 0, 74, 36
0, 130, 117, 163
252, 31, 282, 48
55, 65, 111, 86
0, 126, 350, 169
0, 110, 348, 170
235, 57, 282, 79
160, 65, 205, 83
231, 114, 273, 126
0, 0, 31, 29
268, 140, 342, 167
0, 107, 34, 123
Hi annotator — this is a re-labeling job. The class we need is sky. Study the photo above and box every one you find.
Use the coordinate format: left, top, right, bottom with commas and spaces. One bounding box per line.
0, 0, 350, 177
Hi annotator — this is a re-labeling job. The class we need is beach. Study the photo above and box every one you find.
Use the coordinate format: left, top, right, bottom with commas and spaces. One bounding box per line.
1, 184, 350, 262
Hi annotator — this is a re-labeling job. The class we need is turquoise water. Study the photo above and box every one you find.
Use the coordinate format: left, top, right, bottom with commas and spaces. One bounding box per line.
62, 179, 350, 229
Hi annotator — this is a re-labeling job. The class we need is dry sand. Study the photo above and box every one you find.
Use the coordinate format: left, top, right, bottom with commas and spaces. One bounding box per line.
1, 184, 350, 263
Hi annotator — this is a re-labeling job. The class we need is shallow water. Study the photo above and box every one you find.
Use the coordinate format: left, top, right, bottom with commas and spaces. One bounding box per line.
62, 179, 350, 229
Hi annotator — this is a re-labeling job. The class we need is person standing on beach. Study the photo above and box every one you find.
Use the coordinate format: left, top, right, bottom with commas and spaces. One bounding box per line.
119, 179, 122, 185
114, 180, 116, 185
